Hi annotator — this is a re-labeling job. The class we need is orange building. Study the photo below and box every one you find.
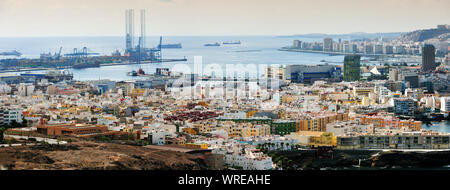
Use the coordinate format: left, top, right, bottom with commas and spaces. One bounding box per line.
357, 115, 421, 131
386, 119, 422, 131
37, 124, 108, 136
360, 117, 385, 128
297, 113, 349, 132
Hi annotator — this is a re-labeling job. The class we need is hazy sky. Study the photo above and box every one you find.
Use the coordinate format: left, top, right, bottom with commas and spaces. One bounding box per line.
0, 0, 449, 37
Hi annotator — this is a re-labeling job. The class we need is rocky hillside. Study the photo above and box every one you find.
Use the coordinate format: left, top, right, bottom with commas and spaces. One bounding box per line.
398, 26, 450, 42
272, 149, 450, 170
0, 141, 207, 170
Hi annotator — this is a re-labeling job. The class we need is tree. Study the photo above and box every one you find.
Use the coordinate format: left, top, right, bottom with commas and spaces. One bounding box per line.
0, 127, 5, 143
21, 118, 28, 127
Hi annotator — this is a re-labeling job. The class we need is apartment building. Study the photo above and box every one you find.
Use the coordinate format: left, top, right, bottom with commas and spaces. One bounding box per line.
0, 107, 22, 125
337, 133, 450, 149
297, 113, 349, 132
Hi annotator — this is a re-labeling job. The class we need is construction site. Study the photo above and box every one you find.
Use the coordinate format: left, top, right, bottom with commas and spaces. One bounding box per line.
0, 9, 187, 72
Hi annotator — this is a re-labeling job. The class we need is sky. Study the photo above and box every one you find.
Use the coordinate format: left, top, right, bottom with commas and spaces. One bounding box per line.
0, 0, 449, 37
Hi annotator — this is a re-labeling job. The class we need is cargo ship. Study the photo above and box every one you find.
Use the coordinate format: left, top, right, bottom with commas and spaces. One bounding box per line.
127, 68, 146, 76
72, 61, 101, 69
204, 42, 220, 47
223, 41, 241, 45
0, 50, 22, 57
158, 43, 182, 49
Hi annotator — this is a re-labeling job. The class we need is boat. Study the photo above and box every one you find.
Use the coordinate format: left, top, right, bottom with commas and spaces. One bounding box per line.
127, 70, 138, 76
127, 68, 146, 77
223, 41, 241, 45
204, 42, 220, 47
72, 61, 100, 69
232, 50, 261, 53
0, 50, 22, 57
137, 68, 146, 75
158, 43, 182, 49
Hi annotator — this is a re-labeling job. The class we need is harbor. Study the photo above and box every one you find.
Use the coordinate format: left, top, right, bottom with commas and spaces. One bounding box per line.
0, 58, 187, 74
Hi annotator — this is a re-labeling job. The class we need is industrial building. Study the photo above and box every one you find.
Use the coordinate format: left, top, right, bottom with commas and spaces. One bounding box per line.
282, 64, 342, 83
124, 9, 162, 63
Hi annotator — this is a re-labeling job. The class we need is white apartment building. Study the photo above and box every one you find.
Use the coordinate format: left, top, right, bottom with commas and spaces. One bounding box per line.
222, 151, 273, 170
326, 120, 373, 136
441, 97, 450, 112
0, 107, 23, 125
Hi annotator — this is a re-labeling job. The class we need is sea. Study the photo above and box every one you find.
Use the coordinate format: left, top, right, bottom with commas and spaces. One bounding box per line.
0, 36, 449, 132
0, 36, 345, 81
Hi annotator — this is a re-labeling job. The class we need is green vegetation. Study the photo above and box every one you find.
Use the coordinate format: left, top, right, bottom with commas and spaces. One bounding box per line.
268, 152, 293, 170
0, 119, 28, 129
94, 135, 112, 142
367, 74, 388, 81
0, 127, 5, 143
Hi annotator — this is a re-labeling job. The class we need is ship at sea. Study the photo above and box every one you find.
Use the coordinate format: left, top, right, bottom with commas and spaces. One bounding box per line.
72, 61, 101, 69
127, 68, 146, 76
204, 42, 220, 47
223, 41, 241, 45
158, 43, 182, 49
0, 50, 22, 57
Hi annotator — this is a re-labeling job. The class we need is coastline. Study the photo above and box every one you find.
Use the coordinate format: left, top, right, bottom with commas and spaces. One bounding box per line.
0, 58, 187, 74
278, 47, 423, 59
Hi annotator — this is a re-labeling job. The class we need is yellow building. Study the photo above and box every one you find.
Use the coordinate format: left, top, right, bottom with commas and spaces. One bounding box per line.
241, 124, 271, 137
184, 143, 208, 149
309, 132, 337, 147
353, 87, 374, 97
265, 66, 285, 80
288, 131, 337, 147
217, 121, 270, 138
182, 127, 198, 135
282, 95, 297, 104
297, 113, 349, 132
192, 123, 213, 134
130, 88, 146, 97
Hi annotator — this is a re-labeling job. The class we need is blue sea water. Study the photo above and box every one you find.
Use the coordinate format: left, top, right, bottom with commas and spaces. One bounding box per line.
0, 36, 345, 81
421, 121, 450, 134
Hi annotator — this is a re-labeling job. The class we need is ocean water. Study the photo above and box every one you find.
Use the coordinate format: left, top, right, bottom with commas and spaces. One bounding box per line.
421, 121, 450, 134
0, 36, 345, 81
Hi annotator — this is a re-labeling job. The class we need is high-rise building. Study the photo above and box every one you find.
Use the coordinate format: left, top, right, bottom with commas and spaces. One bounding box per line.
343, 55, 361, 82
374, 44, 383, 54
394, 45, 406, 54
293, 40, 301, 48
383, 45, 394, 54
441, 97, 450, 112
323, 38, 333, 52
422, 44, 436, 72
364, 45, 374, 54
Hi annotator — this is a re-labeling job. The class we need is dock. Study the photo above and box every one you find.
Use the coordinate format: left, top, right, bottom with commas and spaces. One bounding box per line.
0, 58, 188, 74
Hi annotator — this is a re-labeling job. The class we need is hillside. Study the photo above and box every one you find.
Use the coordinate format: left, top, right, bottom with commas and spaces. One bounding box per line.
0, 141, 208, 170
398, 26, 450, 42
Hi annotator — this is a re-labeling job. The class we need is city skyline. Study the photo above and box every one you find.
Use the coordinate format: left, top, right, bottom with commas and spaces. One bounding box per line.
0, 0, 449, 37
